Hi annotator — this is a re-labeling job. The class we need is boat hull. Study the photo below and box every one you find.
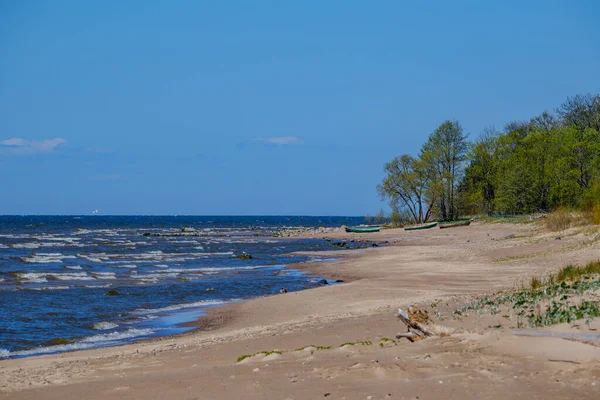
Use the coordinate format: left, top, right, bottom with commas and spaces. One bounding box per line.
404, 222, 438, 231
439, 220, 472, 229
345, 226, 381, 233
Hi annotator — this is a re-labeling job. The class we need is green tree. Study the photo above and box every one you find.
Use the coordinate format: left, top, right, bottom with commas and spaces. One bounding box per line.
421, 120, 469, 220
377, 154, 434, 223
459, 127, 499, 215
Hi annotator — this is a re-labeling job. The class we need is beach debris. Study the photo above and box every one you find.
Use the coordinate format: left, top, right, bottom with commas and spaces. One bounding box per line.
503, 234, 516, 239
396, 307, 434, 342
279, 288, 288, 294
332, 241, 346, 247
235, 254, 252, 260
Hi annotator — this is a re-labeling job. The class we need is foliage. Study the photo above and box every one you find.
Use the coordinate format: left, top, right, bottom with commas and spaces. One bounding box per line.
377, 154, 434, 223
379, 121, 468, 222
459, 263, 600, 328
379, 93, 599, 218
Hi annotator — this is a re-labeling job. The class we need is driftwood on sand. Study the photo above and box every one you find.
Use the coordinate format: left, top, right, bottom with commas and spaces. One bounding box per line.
396, 307, 434, 342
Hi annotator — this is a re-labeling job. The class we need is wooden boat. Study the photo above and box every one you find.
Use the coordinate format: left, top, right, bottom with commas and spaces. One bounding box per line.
345, 225, 381, 233
404, 222, 438, 231
439, 219, 472, 229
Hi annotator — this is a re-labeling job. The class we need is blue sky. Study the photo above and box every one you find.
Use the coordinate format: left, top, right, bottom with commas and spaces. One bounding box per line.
1, 1, 599, 215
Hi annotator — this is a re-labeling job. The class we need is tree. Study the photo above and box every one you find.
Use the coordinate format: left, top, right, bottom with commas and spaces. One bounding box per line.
420, 120, 469, 220
377, 154, 434, 224
459, 127, 499, 215
556, 94, 600, 132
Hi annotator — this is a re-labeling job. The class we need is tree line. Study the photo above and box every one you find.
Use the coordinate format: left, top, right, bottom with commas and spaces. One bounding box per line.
378, 93, 600, 224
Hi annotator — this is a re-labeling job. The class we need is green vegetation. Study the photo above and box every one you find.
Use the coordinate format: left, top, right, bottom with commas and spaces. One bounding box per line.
555, 261, 600, 283
294, 345, 332, 351
236, 350, 282, 362
379, 94, 600, 223
339, 340, 372, 347
378, 338, 397, 347
460, 261, 600, 328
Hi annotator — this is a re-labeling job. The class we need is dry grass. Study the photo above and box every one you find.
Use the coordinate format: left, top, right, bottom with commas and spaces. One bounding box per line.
529, 260, 600, 289
543, 208, 574, 231
592, 203, 600, 225
555, 261, 600, 282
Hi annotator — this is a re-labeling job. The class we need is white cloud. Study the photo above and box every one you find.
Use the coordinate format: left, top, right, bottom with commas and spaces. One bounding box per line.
253, 136, 301, 145
0, 138, 67, 154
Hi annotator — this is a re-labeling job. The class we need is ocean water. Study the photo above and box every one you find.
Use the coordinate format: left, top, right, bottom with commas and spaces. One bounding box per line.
0, 216, 367, 358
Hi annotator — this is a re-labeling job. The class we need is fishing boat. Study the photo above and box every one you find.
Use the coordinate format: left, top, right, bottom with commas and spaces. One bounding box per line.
345, 225, 381, 233
439, 219, 472, 229
404, 222, 438, 231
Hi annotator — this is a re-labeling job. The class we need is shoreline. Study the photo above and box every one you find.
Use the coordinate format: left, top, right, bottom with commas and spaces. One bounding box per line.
3, 223, 600, 399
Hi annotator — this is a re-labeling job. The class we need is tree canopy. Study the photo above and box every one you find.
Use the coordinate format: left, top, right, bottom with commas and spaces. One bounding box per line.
379, 93, 600, 223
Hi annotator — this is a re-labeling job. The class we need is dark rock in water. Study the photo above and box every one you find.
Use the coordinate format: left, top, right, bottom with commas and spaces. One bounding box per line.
317, 279, 328, 285
371, 243, 379, 247
334, 279, 345, 283
43, 337, 73, 346
332, 241, 346, 247
279, 288, 288, 294
236, 254, 253, 260
143, 232, 152, 236
106, 290, 120, 296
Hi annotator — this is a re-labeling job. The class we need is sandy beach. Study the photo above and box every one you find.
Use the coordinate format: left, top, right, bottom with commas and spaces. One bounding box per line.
2, 222, 600, 399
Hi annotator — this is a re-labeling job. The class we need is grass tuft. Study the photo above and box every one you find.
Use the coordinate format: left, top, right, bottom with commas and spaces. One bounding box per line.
236, 350, 282, 363
555, 261, 600, 283
530, 276, 543, 290
294, 345, 332, 351
543, 208, 574, 231
339, 340, 372, 347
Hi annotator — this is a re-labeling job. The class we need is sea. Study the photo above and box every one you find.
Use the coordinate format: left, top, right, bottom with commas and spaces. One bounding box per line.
0, 215, 368, 359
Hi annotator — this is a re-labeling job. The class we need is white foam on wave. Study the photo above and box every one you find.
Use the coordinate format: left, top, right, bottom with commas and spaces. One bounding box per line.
24, 253, 77, 263
18, 273, 48, 283
25, 286, 70, 291
0, 244, 8, 249
18, 271, 94, 282
161, 265, 272, 274
155, 264, 169, 268
64, 265, 83, 270
133, 299, 231, 315
93, 272, 116, 280
8, 328, 156, 357
77, 254, 108, 263
0, 348, 10, 358
92, 321, 119, 330
111, 264, 137, 269
51, 272, 93, 281
13, 242, 43, 249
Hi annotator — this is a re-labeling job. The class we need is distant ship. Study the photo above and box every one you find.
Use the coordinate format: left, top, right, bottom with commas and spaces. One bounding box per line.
92, 210, 99, 215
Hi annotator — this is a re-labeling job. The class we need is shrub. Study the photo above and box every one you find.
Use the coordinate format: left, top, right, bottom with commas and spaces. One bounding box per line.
543, 208, 573, 231
592, 203, 600, 225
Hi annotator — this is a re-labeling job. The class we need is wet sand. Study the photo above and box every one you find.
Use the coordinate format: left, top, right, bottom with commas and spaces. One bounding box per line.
2, 223, 600, 399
